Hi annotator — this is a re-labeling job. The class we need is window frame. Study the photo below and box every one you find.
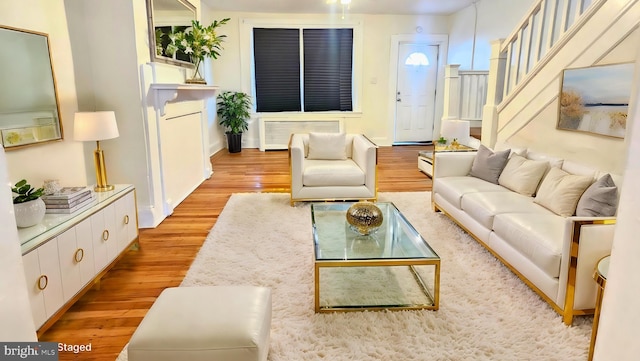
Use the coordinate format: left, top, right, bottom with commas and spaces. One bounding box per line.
239, 18, 363, 116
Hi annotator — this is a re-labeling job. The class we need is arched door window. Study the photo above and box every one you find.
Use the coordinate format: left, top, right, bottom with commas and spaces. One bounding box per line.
404, 52, 429, 66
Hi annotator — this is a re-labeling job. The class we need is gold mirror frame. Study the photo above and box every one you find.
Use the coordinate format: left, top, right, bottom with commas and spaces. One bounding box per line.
0, 25, 64, 150
146, 0, 197, 68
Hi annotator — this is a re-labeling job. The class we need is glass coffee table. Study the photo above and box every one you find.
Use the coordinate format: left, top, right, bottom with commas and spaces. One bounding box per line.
311, 202, 440, 312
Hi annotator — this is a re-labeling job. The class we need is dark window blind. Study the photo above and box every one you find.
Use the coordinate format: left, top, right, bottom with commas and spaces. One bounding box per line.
253, 27, 353, 112
253, 28, 301, 112
303, 28, 353, 111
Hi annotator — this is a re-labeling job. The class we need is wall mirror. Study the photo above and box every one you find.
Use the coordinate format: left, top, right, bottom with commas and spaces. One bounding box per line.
0, 26, 63, 149
146, 0, 196, 68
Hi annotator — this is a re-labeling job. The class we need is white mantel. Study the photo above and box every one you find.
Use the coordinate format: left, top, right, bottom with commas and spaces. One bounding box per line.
149, 83, 219, 116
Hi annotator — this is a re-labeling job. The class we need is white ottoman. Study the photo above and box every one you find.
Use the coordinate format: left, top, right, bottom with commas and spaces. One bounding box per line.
128, 286, 272, 361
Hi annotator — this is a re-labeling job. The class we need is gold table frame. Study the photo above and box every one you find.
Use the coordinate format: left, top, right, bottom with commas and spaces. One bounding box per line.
312, 202, 441, 313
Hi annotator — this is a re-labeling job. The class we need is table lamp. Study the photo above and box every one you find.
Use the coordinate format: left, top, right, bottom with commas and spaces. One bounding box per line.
440, 119, 471, 146
74, 111, 119, 192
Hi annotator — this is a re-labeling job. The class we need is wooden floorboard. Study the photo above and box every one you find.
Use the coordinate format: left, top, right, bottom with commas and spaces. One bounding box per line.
40, 145, 433, 361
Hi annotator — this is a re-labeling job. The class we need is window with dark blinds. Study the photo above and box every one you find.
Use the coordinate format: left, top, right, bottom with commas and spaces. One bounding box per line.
253, 27, 354, 112
303, 28, 353, 112
253, 28, 301, 112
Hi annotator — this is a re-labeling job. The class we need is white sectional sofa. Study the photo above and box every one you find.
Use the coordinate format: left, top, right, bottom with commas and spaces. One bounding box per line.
432, 144, 620, 325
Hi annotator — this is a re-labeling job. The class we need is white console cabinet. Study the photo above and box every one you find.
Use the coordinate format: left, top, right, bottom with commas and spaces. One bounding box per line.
19, 185, 138, 336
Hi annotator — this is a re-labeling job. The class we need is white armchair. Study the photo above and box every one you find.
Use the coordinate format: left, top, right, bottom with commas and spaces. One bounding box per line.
289, 133, 378, 206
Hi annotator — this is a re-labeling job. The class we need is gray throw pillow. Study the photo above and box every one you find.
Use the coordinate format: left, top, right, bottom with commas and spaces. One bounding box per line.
468, 144, 511, 184
575, 174, 618, 217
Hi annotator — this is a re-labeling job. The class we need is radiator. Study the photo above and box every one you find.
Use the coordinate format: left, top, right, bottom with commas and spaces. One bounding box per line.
259, 118, 344, 151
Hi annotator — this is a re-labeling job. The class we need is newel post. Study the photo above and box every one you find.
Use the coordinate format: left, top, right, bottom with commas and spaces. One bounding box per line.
481, 39, 506, 148
441, 64, 461, 122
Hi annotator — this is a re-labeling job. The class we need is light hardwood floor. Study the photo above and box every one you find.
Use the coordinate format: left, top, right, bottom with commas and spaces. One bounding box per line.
40, 145, 433, 361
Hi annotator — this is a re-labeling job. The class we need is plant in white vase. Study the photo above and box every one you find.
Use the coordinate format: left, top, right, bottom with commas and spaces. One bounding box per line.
166, 18, 230, 84
11, 179, 45, 228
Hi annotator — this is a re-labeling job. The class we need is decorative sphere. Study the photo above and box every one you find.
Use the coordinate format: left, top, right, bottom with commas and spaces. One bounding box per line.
346, 202, 383, 235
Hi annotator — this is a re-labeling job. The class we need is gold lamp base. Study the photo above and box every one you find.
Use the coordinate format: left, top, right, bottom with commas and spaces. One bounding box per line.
93, 142, 114, 192
94, 184, 115, 192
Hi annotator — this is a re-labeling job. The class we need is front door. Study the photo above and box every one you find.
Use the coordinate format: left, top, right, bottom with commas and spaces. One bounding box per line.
394, 43, 439, 143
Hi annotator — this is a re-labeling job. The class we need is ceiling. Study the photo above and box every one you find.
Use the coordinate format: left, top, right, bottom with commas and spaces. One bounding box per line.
200, 0, 477, 16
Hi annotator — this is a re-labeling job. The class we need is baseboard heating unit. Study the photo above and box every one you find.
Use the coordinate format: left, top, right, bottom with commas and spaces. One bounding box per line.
259, 118, 344, 151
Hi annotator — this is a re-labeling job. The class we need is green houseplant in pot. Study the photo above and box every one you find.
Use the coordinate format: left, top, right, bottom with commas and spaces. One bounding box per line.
12, 179, 46, 228
217, 91, 251, 153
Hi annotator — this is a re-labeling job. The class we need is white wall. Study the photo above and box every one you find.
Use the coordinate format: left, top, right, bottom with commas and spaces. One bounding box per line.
447, 0, 534, 70
0, 0, 87, 188
209, 11, 450, 146
593, 45, 640, 361
0, 147, 37, 341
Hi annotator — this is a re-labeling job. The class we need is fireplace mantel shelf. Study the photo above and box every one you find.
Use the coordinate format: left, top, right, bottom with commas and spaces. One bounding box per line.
150, 83, 219, 115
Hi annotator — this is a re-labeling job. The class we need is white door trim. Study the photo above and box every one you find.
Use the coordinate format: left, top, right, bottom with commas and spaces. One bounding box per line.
388, 34, 449, 143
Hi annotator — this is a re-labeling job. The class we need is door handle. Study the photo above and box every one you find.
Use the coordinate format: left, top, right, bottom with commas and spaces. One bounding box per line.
396, 98, 401, 102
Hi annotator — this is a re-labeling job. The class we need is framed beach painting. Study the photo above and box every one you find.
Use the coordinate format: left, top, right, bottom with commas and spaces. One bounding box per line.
557, 62, 634, 139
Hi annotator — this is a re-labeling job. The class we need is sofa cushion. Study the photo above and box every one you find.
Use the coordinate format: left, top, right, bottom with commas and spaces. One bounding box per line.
461, 191, 549, 229
494, 141, 527, 158
307, 132, 346, 160
434, 176, 510, 210
576, 173, 618, 217
498, 154, 548, 196
468, 144, 510, 184
561, 160, 597, 179
493, 213, 565, 278
526, 150, 564, 169
303, 159, 364, 186
534, 167, 593, 217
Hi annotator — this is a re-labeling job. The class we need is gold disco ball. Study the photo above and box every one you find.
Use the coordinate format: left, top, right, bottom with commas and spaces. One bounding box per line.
346, 202, 383, 235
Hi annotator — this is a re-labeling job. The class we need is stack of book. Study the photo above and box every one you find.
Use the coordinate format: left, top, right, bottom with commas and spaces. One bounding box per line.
42, 187, 96, 214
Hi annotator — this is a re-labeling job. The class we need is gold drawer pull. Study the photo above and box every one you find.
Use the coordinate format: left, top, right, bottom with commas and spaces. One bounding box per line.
74, 248, 84, 263
124, 215, 130, 225
102, 229, 109, 241
37, 275, 48, 291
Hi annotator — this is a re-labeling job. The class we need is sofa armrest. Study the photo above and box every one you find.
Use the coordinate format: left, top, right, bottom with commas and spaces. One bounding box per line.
352, 135, 378, 191
289, 134, 306, 195
433, 151, 477, 178
559, 217, 615, 324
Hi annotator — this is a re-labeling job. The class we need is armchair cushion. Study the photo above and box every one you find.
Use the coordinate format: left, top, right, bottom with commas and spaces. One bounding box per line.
307, 132, 347, 160
303, 160, 365, 187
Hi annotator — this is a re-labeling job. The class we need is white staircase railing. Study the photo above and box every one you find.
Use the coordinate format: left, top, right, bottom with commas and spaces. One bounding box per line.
441, 65, 488, 126
499, 0, 606, 104
481, 0, 613, 146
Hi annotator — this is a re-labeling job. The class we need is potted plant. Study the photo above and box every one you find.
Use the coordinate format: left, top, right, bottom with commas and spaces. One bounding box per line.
167, 18, 230, 84
217, 91, 251, 153
12, 179, 45, 228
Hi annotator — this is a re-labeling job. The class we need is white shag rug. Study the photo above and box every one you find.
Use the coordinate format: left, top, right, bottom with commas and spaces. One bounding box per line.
117, 192, 592, 361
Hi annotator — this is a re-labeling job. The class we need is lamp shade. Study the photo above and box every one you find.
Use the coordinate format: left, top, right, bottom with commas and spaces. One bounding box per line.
441, 119, 470, 146
74, 111, 119, 141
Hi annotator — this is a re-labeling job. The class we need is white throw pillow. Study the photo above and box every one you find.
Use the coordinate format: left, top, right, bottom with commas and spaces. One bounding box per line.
307, 132, 347, 160
498, 154, 548, 196
534, 167, 593, 217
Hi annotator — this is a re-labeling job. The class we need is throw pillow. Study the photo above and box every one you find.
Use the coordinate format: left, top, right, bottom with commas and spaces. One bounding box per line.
534, 167, 593, 217
575, 173, 618, 217
498, 154, 548, 196
307, 132, 347, 160
468, 144, 510, 184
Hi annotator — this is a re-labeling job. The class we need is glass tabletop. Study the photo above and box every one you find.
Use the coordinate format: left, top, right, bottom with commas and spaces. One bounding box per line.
311, 202, 439, 261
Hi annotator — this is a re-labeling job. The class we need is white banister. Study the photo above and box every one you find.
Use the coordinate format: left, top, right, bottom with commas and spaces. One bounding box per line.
495, 0, 606, 105
482, 39, 506, 148
442, 65, 461, 121
441, 65, 488, 130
